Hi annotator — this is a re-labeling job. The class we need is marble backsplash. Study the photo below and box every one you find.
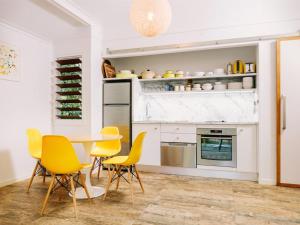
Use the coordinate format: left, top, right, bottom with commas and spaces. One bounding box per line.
133, 91, 258, 123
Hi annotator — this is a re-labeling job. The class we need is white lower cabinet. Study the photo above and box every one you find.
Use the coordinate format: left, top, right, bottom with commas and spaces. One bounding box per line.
237, 125, 257, 173
132, 123, 161, 166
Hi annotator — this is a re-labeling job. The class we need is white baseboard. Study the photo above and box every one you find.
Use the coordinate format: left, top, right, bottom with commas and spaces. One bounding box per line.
0, 176, 30, 188
258, 178, 276, 185
138, 165, 258, 181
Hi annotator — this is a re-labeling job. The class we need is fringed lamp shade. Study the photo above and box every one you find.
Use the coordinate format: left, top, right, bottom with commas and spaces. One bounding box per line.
130, 0, 172, 37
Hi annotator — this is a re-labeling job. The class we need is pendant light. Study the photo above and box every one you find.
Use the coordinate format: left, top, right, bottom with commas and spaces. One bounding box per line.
130, 0, 172, 37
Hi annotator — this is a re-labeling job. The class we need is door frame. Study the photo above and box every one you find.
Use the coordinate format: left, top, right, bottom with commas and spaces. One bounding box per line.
276, 36, 300, 187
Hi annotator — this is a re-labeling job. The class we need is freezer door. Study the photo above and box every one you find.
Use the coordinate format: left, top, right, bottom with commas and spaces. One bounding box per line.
103, 82, 131, 104
103, 105, 130, 155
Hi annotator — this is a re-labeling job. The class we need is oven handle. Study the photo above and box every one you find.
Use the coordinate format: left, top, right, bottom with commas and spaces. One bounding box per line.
200, 137, 232, 140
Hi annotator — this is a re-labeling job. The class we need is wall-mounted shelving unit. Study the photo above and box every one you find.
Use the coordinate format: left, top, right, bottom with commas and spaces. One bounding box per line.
55, 57, 82, 120
139, 73, 257, 82
142, 89, 256, 95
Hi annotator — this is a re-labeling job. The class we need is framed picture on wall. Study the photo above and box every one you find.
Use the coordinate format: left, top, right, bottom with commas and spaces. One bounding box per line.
0, 41, 20, 81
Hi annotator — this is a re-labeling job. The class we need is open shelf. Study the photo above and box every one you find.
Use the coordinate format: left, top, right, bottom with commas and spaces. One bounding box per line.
139, 73, 257, 82
56, 75, 81, 81
142, 89, 256, 95
56, 115, 82, 120
56, 107, 81, 111
56, 58, 82, 65
56, 67, 82, 73
56, 83, 82, 88
56, 99, 81, 103
56, 91, 81, 96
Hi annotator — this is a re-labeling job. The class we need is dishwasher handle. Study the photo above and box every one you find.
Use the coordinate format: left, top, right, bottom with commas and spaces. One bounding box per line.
161, 142, 196, 147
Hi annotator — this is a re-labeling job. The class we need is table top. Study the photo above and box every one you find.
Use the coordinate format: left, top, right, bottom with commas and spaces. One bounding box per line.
69, 134, 123, 143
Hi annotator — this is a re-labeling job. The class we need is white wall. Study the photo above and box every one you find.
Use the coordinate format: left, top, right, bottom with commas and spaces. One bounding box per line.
52, 31, 91, 138
0, 22, 52, 187
258, 40, 277, 185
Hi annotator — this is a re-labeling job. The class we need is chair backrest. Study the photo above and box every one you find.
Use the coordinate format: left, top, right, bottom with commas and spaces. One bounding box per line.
124, 132, 146, 165
95, 127, 121, 151
26, 128, 42, 158
41, 135, 81, 174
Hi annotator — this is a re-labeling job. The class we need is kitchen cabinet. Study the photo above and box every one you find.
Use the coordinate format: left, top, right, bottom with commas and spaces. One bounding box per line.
237, 125, 257, 173
132, 123, 161, 166
161, 124, 196, 134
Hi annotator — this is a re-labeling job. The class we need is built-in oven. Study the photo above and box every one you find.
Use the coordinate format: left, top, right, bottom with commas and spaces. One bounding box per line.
197, 128, 237, 167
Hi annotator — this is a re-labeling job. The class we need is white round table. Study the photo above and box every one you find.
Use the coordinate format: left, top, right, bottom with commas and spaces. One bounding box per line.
70, 134, 123, 199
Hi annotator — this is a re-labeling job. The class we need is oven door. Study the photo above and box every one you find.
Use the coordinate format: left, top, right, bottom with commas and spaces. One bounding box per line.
197, 135, 237, 167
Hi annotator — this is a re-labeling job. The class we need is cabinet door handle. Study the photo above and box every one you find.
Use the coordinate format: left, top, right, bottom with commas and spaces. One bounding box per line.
281, 95, 286, 130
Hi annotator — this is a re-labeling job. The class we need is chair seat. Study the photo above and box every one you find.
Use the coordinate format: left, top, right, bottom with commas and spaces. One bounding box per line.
90, 147, 120, 157
32, 152, 42, 159
103, 156, 128, 165
81, 163, 92, 169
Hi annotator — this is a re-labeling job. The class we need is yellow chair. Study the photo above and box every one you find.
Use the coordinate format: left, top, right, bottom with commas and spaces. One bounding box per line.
26, 128, 46, 192
90, 127, 121, 179
40, 135, 91, 218
102, 132, 146, 203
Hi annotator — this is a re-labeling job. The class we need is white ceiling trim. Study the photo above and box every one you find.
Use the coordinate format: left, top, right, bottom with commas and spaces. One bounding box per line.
48, 0, 96, 26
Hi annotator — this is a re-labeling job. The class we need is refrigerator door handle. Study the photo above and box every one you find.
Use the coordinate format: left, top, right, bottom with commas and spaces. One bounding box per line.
281, 95, 287, 131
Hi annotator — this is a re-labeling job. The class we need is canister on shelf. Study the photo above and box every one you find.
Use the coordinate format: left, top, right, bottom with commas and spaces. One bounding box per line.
244, 62, 256, 73
226, 63, 233, 74
233, 60, 245, 74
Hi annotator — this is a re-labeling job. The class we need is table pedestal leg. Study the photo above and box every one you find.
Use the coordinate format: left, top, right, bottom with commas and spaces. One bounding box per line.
71, 142, 105, 199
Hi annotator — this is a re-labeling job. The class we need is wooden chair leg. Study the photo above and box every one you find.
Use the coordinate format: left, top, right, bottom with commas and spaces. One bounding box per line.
115, 166, 122, 191
127, 167, 133, 204
43, 173, 46, 183
97, 158, 102, 179
27, 161, 39, 192
134, 164, 145, 193
41, 174, 55, 215
79, 172, 91, 200
90, 157, 97, 179
70, 175, 78, 218
103, 165, 114, 200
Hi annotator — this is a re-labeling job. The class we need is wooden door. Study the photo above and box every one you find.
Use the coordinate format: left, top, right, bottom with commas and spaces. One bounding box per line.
277, 36, 300, 187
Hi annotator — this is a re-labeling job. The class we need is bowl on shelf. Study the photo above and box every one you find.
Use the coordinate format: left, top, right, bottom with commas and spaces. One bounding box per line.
175, 70, 184, 78
213, 68, 225, 75
228, 82, 243, 90
214, 83, 227, 91
242, 77, 254, 89
205, 71, 214, 76
193, 71, 205, 77
163, 70, 175, 78
141, 69, 155, 79
202, 83, 213, 91
120, 70, 131, 74
192, 87, 202, 91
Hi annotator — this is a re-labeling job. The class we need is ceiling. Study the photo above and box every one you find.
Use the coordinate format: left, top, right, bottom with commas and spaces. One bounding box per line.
1, 0, 299, 43
71, 0, 300, 41
0, 0, 89, 41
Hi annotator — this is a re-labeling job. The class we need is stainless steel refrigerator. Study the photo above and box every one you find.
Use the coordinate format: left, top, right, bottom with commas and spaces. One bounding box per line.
103, 81, 131, 155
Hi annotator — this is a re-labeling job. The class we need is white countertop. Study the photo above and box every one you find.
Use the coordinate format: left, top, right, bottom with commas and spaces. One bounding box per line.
132, 120, 258, 125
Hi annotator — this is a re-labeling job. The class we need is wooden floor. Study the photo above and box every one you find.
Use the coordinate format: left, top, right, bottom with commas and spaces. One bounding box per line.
0, 172, 300, 225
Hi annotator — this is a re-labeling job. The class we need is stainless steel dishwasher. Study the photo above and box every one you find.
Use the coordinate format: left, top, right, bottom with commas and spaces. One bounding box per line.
161, 142, 196, 168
